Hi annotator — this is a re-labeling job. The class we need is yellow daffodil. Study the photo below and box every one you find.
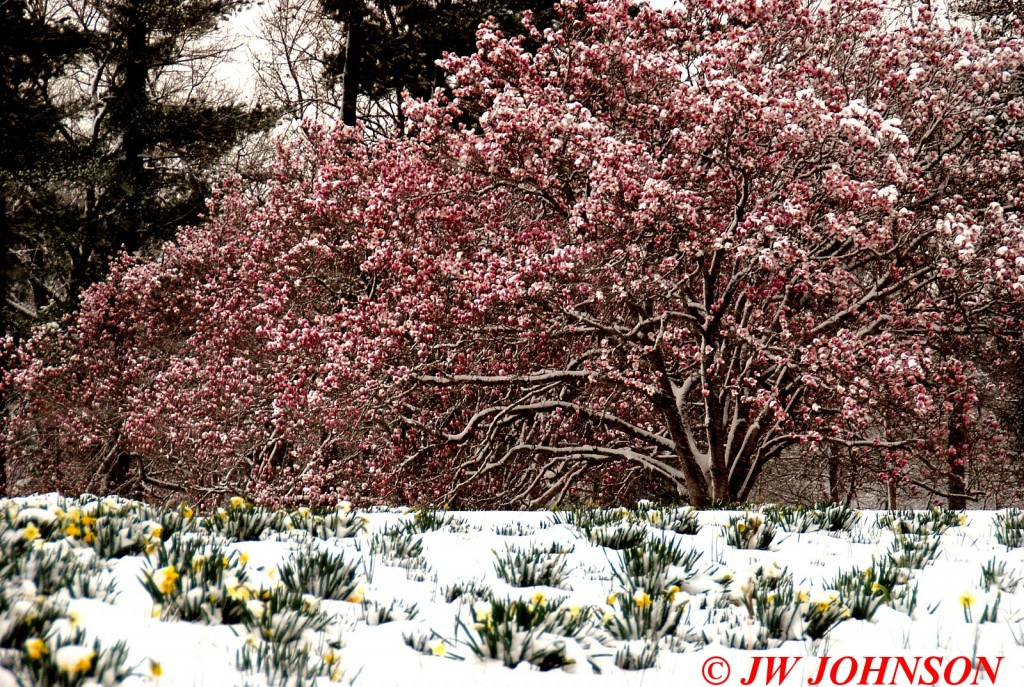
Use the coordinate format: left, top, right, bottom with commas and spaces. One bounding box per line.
230, 496, 246, 509
472, 601, 492, 623
960, 590, 977, 608
430, 641, 447, 657
149, 659, 163, 678
181, 505, 194, 518
607, 593, 618, 606
24, 638, 47, 660
239, 552, 250, 565
54, 646, 95, 675
22, 523, 40, 541
226, 578, 251, 601
346, 583, 366, 604
531, 591, 546, 606
81, 515, 97, 527
154, 565, 179, 595
737, 522, 747, 533
65, 523, 81, 538
83, 529, 96, 544
324, 650, 339, 665
666, 585, 680, 602
633, 590, 652, 609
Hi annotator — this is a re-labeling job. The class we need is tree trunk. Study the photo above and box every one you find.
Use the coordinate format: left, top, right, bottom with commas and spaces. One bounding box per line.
828, 446, 842, 502
947, 403, 969, 509
0, 192, 9, 339
341, 18, 361, 126
115, 0, 149, 253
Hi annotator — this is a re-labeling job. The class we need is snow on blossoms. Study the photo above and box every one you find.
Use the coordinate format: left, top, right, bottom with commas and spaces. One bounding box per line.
4, 0, 1024, 508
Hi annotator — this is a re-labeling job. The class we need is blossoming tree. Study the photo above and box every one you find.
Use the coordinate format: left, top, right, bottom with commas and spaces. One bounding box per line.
5, 0, 1024, 507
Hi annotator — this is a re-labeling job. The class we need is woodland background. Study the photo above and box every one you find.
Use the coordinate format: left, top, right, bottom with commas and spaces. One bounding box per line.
4, 0, 1024, 511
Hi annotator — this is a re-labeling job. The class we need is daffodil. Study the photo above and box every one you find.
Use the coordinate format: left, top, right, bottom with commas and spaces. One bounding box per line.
81, 514, 97, 527
65, 523, 81, 538
960, 590, 977, 608
607, 593, 618, 605
154, 565, 180, 595
225, 576, 251, 601
666, 585, 680, 602
239, 552, 250, 565
24, 637, 47, 660
54, 645, 95, 675
22, 523, 40, 541
633, 590, 652, 609
83, 529, 96, 544
531, 591, 546, 606
430, 641, 447, 657
472, 600, 492, 623
149, 659, 163, 678
346, 582, 366, 604
246, 600, 265, 618
181, 504, 194, 518
230, 496, 247, 509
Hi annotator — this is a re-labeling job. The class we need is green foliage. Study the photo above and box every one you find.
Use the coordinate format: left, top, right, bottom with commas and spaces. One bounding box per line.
493, 546, 571, 588
887, 535, 941, 569
361, 598, 419, 625
139, 534, 251, 624
980, 556, 1021, 593
829, 558, 917, 620
994, 509, 1024, 548
201, 501, 279, 542
236, 639, 340, 687
244, 587, 332, 644
609, 537, 701, 593
454, 596, 587, 670
876, 508, 965, 536
17, 629, 132, 687
614, 641, 659, 670
603, 588, 687, 640
763, 502, 860, 533
283, 507, 367, 539
722, 513, 777, 550
278, 547, 364, 601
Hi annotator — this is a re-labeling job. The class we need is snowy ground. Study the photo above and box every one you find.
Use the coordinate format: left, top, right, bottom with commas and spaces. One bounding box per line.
0, 495, 1022, 687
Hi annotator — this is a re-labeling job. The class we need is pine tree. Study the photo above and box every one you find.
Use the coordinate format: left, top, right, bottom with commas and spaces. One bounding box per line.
4, 0, 276, 332
320, 0, 557, 129
0, 0, 86, 338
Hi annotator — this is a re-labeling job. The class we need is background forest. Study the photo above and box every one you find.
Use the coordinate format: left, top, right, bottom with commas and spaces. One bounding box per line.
4, 0, 1024, 511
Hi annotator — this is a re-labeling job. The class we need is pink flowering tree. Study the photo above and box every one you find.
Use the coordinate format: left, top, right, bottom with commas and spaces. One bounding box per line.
5, 0, 1024, 508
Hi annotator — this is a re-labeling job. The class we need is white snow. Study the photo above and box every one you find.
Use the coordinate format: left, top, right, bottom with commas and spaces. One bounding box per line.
0, 500, 1022, 686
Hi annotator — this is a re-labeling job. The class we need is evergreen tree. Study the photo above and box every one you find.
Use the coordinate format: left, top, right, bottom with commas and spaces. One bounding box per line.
320, 0, 557, 129
3, 0, 276, 333
0, 0, 85, 338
